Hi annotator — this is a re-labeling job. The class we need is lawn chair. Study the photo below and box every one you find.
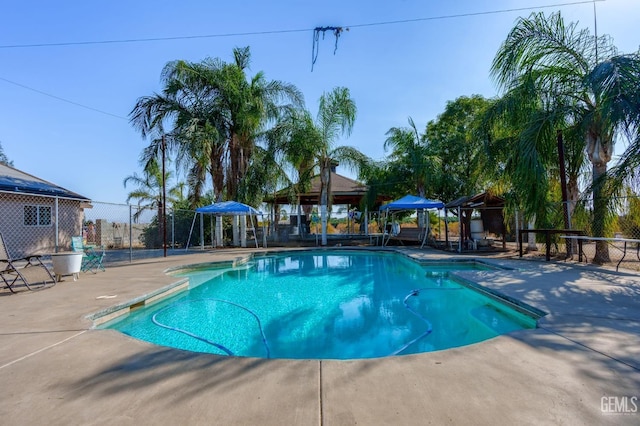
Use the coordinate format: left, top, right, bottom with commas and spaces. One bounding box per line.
0, 232, 56, 293
71, 236, 105, 273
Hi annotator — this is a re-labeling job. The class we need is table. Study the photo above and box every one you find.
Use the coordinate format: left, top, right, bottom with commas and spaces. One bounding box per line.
50, 252, 83, 282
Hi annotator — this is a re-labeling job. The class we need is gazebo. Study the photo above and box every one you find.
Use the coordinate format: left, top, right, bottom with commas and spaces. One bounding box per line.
265, 170, 387, 237
267, 172, 368, 206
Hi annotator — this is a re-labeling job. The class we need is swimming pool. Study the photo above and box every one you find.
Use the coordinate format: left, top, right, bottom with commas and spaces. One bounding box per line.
102, 250, 538, 359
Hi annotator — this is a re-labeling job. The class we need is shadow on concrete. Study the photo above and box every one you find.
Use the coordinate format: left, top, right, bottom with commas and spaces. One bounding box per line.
56, 343, 317, 405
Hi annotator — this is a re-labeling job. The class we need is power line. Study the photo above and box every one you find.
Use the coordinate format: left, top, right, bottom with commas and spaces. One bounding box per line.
347, 0, 605, 29
0, 28, 310, 49
0, 0, 604, 50
0, 0, 605, 119
0, 76, 127, 119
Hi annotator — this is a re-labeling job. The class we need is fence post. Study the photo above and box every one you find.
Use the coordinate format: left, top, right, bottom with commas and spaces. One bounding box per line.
129, 205, 133, 263
200, 213, 204, 250
171, 208, 175, 250
54, 196, 59, 253
515, 208, 520, 246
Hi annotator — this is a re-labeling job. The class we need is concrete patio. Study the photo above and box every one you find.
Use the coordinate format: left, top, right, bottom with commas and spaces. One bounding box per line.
1, 247, 638, 425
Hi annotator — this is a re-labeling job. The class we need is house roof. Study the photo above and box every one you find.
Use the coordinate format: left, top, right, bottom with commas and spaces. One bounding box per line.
0, 163, 90, 201
267, 172, 370, 205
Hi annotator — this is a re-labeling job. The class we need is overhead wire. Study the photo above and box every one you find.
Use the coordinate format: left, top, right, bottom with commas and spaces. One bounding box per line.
0, 0, 604, 50
0, 76, 127, 120
0, 0, 605, 117
346, 0, 604, 29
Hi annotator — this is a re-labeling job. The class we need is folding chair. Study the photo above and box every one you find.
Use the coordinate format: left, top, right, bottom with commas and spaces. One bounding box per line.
71, 236, 106, 273
0, 232, 56, 293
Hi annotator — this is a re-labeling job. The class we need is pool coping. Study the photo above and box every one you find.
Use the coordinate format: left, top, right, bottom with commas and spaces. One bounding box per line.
89, 255, 259, 326
449, 274, 547, 320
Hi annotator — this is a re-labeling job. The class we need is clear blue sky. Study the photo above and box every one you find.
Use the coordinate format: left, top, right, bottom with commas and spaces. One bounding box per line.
1, 0, 638, 203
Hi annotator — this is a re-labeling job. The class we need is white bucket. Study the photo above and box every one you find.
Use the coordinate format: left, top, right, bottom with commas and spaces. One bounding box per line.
470, 219, 484, 240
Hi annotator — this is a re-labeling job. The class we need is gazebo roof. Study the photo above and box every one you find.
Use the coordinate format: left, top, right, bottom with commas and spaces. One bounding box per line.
267, 172, 369, 206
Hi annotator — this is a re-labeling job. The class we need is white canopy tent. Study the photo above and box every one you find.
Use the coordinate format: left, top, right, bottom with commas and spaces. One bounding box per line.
186, 201, 267, 249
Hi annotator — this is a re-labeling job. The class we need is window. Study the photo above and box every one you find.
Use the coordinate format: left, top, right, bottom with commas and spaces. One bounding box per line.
24, 205, 52, 226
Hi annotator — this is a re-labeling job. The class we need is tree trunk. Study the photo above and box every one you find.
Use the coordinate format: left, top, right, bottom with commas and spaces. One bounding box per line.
587, 130, 612, 264
157, 204, 164, 249
227, 133, 241, 200
211, 147, 225, 202
592, 160, 610, 263
527, 217, 537, 251
566, 176, 580, 254
319, 158, 331, 246
566, 178, 579, 224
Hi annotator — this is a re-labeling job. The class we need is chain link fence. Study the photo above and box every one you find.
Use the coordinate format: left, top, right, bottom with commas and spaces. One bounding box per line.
4, 189, 640, 270
510, 197, 640, 270
0, 192, 208, 265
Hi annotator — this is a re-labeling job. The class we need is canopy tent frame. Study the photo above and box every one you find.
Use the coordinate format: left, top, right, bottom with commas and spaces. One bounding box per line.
185, 201, 267, 250
379, 195, 445, 248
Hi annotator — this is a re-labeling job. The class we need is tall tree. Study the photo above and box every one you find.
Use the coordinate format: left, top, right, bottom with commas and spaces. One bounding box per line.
0, 141, 13, 167
123, 158, 182, 224
384, 117, 437, 199
130, 47, 304, 206
425, 95, 493, 202
491, 11, 640, 262
272, 87, 366, 245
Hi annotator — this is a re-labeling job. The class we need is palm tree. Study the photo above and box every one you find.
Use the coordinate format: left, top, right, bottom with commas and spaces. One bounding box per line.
491, 11, 640, 263
130, 47, 304, 206
272, 87, 366, 245
123, 158, 182, 223
315, 88, 362, 246
383, 117, 436, 199
165, 48, 303, 201
130, 80, 225, 204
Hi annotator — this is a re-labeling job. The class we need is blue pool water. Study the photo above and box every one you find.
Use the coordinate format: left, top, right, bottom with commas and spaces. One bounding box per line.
103, 251, 537, 359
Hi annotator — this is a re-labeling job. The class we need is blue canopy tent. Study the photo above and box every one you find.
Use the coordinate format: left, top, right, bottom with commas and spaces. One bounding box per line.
380, 195, 444, 211
186, 201, 266, 249
379, 195, 445, 247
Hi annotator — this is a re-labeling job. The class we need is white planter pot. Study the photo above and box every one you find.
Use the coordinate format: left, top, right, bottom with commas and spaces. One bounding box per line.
470, 219, 484, 240
51, 252, 84, 282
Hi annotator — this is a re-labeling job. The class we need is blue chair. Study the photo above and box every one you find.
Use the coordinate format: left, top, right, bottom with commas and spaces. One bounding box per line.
71, 236, 105, 273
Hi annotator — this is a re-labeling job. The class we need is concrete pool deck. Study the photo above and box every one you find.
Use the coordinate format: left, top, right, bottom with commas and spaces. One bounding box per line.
0, 247, 638, 425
